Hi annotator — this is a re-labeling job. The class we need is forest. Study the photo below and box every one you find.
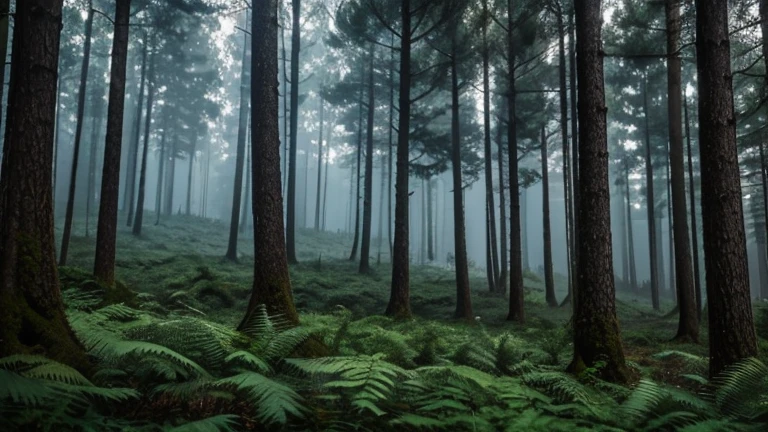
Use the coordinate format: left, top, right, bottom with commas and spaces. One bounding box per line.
1, 0, 768, 430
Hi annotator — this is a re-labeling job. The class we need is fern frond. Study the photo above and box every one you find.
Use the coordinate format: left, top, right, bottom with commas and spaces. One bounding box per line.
24, 363, 93, 386
714, 357, 768, 420
0, 369, 60, 405
110, 341, 209, 377
0, 354, 56, 372
215, 372, 305, 425
622, 380, 667, 420
261, 326, 311, 361
522, 371, 593, 405
167, 414, 240, 432
224, 351, 270, 374
653, 350, 708, 374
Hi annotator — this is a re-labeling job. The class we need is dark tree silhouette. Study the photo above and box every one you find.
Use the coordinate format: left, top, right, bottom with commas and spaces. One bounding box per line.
360, 44, 376, 273
0, 0, 89, 371
541, 126, 557, 308
286, 0, 302, 265
695, 0, 757, 378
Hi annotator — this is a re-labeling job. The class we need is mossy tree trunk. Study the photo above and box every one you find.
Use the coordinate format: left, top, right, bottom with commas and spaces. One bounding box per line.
0, 0, 89, 372
94, 0, 131, 287
239, 0, 299, 328
695, 0, 758, 378
568, 0, 628, 383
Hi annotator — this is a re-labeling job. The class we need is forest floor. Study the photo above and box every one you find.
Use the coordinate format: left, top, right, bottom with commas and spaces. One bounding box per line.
17, 212, 764, 431
59, 213, 752, 382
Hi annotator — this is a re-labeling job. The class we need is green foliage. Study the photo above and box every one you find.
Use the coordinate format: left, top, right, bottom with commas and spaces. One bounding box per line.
215, 372, 305, 425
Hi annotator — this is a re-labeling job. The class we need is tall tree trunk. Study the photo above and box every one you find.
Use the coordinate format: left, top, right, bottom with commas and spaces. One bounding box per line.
154, 129, 166, 225
165, 137, 176, 215
521, 188, 529, 271
568, 8, 580, 304
421, 179, 426, 265
388, 34, 395, 259
666, 0, 698, 341
322, 124, 330, 231
683, 95, 702, 316
427, 178, 434, 261
59, 1, 94, 266
386, 0, 412, 318
482, 0, 500, 293
349, 62, 365, 261
285, 0, 301, 264
666, 149, 674, 296
497, 99, 508, 295
695, 0, 758, 378
626, 160, 638, 291
239, 0, 298, 327
642, 72, 661, 311
86, 100, 104, 238
568, 0, 628, 383
557, 8, 573, 299
226, 18, 252, 261
126, 34, 147, 226
0, 0, 9, 134
760, 142, 768, 299
619, 172, 629, 289
450, 35, 472, 319
377, 154, 386, 258
506, 0, 524, 322
93, 0, 131, 287
240, 115, 252, 234
758, 0, 768, 300
314, 97, 324, 231
0, 0, 89, 371
360, 45, 375, 273
132, 40, 155, 237
186, 136, 196, 217
486, 205, 495, 291
541, 126, 557, 307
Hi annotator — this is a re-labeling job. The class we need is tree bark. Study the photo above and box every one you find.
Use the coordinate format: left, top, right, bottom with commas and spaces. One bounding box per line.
665, 0, 698, 341
482, 0, 500, 294
349, 62, 365, 261
0, 0, 89, 371
683, 95, 702, 317
695, 0, 757, 378
568, 0, 628, 383
388, 35, 395, 259
154, 129, 166, 226
314, 97, 324, 231
239, 0, 299, 328
557, 8, 574, 299
427, 178, 434, 261
0, 0, 9, 135
226, 16, 252, 261
133, 41, 155, 237
286, 0, 301, 264
568, 8, 580, 304
187, 136, 196, 217
59, 1, 95, 266
450, 34, 473, 320
94, 0, 131, 287
360, 45, 376, 273
541, 126, 557, 307
126, 34, 148, 227
626, 160, 638, 291
322, 128, 330, 231
85, 98, 104, 238
386, 0, 412, 318
164, 137, 176, 216
240, 115, 252, 234
497, 99, 509, 295
642, 72, 661, 311
506, 0, 524, 323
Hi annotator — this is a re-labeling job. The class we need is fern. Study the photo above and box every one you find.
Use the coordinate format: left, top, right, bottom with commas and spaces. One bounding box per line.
653, 350, 708, 374
224, 350, 270, 374
166, 414, 240, 432
0, 369, 60, 405
522, 371, 594, 405
214, 372, 305, 425
714, 357, 768, 421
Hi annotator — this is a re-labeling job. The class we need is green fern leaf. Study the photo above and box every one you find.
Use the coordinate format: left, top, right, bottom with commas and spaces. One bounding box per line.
167, 414, 240, 432
224, 351, 270, 374
215, 372, 304, 425
0, 369, 60, 405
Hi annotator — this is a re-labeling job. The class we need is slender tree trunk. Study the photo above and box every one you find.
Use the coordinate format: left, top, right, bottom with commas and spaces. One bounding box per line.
349, 62, 365, 261
760, 142, 768, 299
386, 0, 412, 318
0, 0, 89, 371
486, 205, 495, 291
541, 126, 557, 307
241, 116, 252, 233
665, 0, 698, 341
154, 130, 166, 226
186, 137, 196, 217
239, 0, 299, 327
427, 178, 434, 261
619, 173, 630, 289
450, 35, 472, 319
684, 95, 702, 317
626, 160, 638, 291
377, 154, 386, 258
666, 149, 674, 295
388, 34, 395, 259
421, 180, 426, 265
59, 1, 94, 266
53, 76, 63, 215
557, 9, 574, 300
568, 0, 628, 383
695, 0, 758, 378
0, 0, 9, 134
482, 0, 500, 293
132, 40, 155, 237
497, 99, 508, 295
322, 125, 330, 231
93, 0, 131, 287
642, 72, 661, 311
314, 97, 324, 231
226, 17, 252, 261
360, 46, 376, 273
126, 34, 147, 226
164, 137, 176, 215
302, 145, 308, 228
568, 8, 580, 304
506, 0, 524, 322
281, 3, 289, 200
285, 0, 301, 264
758, 0, 768, 300
86, 101, 104, 238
